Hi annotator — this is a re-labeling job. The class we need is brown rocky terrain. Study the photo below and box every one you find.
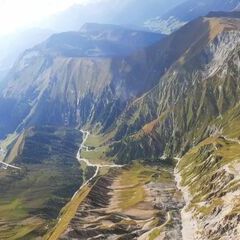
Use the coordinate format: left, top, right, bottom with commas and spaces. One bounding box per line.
58, 163, 184, 240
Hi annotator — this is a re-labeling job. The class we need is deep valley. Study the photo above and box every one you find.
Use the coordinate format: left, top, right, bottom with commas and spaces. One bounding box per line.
0, 1, 240, 239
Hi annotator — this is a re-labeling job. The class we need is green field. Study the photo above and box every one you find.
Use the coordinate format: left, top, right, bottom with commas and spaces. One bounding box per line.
81, 132, 111, 165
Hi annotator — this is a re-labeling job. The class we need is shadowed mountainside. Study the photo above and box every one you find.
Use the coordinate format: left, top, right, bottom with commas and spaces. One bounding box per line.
0, 126, 84, 239
0, 25, 164, 139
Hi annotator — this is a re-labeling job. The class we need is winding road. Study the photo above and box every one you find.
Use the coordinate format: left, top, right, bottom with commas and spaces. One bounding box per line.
71, 130, 123, 200
0, 161, 21, 170
0, 147, 21, 170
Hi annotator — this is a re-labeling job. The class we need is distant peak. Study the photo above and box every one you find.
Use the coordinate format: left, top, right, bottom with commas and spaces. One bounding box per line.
80, 23, 123, 32
206, 11, 240, 19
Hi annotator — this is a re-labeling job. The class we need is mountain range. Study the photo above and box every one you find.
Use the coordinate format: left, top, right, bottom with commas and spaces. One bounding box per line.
144, 0, 240, 33
0, 2, 240, 240
1, 0, 239, 82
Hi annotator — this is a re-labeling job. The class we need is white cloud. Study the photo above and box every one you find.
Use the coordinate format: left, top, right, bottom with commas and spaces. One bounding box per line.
0, 0, 95, 35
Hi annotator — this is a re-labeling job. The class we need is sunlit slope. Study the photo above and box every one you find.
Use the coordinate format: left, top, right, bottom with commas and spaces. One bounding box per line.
109, 15, 240, 162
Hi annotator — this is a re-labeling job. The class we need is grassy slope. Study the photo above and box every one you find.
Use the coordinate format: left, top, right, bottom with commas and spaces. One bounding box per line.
0, 126, 83, 239
81, 131, 112, 165
45, 185, 92, 240
117, 162, 157, 210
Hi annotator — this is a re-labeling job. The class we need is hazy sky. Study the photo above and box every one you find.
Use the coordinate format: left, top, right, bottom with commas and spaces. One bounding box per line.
0, 0, 98, 35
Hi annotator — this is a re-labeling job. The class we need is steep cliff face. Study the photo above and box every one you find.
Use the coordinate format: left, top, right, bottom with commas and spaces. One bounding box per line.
0, 25, 164, 139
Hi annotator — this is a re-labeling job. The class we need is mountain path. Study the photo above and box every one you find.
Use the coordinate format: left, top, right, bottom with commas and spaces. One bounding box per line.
0, 161, 21, 170
71, 130, 123, 200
